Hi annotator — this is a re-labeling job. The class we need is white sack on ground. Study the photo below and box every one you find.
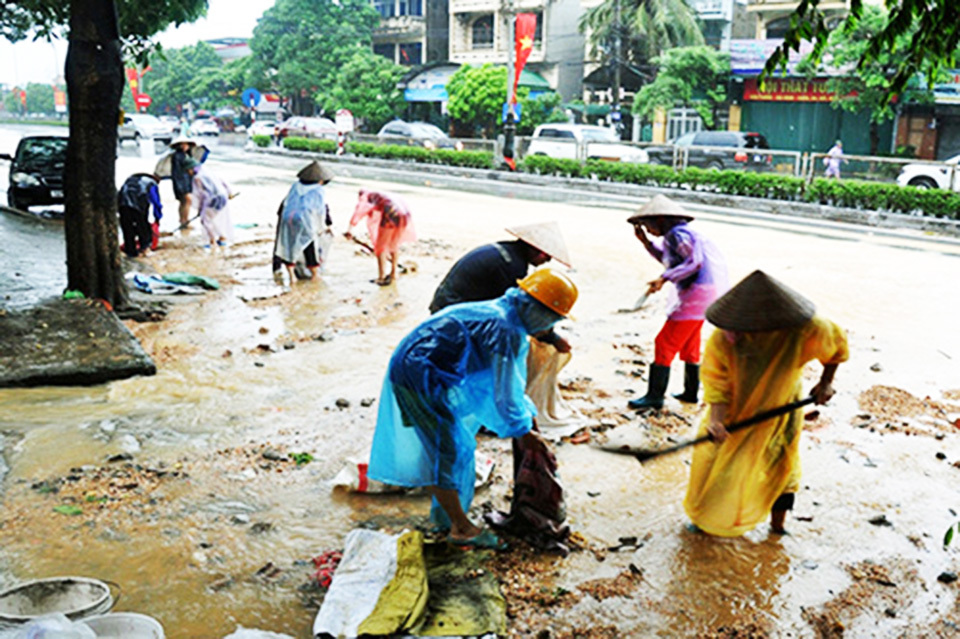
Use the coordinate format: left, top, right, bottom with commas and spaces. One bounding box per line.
525, 339, 590, 440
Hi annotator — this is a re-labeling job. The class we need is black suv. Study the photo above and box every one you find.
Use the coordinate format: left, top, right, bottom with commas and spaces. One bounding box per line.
647, 131, 771, 171
1, 136, 68, 211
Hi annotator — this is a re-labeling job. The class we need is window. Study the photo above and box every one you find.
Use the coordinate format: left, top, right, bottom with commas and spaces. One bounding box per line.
765, 17, 790, 39
472, 15, 494, 49
398, 42, 422, 66
533, 11, 543, 44
398, 0, 422, 16
374, 0, 394, 18
374, 43, 396, 61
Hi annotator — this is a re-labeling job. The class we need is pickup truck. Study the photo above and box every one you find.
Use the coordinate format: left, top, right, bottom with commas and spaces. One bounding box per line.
646, 130, 772, 171
526, 124, 648, 163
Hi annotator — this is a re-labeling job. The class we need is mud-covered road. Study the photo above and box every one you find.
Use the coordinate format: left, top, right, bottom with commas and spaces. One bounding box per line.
1, 126, 958, 637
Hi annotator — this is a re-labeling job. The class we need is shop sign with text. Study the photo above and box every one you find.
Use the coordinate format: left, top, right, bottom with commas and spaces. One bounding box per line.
743, 78, 841, 102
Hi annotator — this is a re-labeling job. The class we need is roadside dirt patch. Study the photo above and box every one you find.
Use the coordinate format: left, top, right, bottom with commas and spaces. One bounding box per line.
855, 385, 960, 437
802, 558, 919, 638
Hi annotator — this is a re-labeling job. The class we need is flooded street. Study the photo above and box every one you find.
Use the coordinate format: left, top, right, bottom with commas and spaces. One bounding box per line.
1, 124, 959, 637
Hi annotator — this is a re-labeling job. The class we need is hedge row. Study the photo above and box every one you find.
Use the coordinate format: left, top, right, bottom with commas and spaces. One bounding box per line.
279, 136, 495, 169
519, 155, 960, 219
282, 137, 338, 153
251, 135, 271, 148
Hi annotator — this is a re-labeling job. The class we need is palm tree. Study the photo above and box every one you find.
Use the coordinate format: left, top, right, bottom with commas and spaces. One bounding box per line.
580, 0, 704, 74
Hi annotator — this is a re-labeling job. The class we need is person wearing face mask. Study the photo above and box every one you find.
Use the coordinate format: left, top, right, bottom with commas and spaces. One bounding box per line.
367, 269, 578, 551
626, 195, 728, 410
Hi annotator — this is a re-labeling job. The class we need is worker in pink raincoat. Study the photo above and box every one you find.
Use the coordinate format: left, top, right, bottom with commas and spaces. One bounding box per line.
345, 189, 416, 286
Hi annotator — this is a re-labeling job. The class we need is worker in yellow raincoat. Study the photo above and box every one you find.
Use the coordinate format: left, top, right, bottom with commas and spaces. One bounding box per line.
683, 270, 849, 537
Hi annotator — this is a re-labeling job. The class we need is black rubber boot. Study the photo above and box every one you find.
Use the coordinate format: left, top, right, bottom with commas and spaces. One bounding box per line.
628, 363, 670, 410
673, 363, 700, 404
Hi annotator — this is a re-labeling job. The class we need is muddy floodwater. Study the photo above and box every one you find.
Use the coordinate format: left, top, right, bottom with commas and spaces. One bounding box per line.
1, 128, 959, 637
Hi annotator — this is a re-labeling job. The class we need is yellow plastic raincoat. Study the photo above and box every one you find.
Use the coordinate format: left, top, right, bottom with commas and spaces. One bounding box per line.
683, 315, 848, 537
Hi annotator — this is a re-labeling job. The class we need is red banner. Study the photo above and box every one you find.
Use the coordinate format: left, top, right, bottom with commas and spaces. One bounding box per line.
512, 13, 537, 103
125, 67, 141, 100
743, 77, 841, 102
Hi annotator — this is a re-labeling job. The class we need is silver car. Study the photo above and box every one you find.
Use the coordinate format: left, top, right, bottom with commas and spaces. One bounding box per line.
118, 113, 173, 145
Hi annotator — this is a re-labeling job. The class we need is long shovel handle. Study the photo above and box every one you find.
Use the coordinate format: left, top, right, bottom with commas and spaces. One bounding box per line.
633, 396, 817, 463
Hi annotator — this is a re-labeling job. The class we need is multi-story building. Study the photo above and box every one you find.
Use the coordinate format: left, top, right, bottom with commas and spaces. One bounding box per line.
447, 0, 585, 100
744, 0, 849, 39
372, 0, 449, 67
690, 0, 750, 51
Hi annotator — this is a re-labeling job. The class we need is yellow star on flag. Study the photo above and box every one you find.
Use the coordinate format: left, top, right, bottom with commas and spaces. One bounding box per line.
519, 35, 533, 50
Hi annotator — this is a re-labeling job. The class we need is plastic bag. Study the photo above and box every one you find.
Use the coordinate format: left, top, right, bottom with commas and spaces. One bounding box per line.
0, 614, 97, 639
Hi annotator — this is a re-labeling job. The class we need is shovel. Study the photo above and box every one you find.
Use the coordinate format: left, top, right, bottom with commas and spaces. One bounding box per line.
617, 291, 649, 313
606, 396, 817, 463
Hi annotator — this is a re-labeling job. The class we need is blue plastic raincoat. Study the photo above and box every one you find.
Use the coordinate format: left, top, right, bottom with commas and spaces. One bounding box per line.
369, 288, 562, 524
275, 182, 327, 264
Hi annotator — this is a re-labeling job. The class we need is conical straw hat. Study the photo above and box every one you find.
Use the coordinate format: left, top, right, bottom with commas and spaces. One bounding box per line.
627, 194, 694, 224
297, 160, 334, 184
706, 270, 816, 332
169, 136, 196, 148
505, 222, 572, 267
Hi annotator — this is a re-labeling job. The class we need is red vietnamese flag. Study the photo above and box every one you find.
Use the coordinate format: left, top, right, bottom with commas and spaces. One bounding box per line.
512, 13, 537, 104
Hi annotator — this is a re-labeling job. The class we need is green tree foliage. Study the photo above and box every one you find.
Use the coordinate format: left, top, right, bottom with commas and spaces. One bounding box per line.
579, 0, 703, 75
765, 0, 960, 106
446, 64, 567, 136
633, 46, 729, 129
801, 5, 928, 155
24, 82, 56, 114
250, 0, 379, 114
446, 64, 511, 136
318, 49, 406, 132
145, 42, 225, 113
1, 1, 207, 54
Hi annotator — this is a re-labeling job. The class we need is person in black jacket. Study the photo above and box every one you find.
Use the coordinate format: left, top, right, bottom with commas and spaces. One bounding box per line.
169, 137, 196, 229
117, 173, 163, 257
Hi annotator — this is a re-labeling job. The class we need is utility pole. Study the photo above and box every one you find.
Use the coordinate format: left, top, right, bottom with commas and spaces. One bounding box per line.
502, 0, 517, 169
611, 0, 622, 136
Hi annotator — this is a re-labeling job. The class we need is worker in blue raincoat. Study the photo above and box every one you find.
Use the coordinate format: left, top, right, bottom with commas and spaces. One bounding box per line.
368, 269, 578, 550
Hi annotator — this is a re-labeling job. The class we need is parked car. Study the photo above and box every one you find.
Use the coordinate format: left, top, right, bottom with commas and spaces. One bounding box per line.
526, 124, 649, 163
192, 118, 221, 136
118, 113, 173, 145
276, 117, 337, 141
896, 153, 960, 191
248, 119, 278, 139
158, 115, 181, 136
647, 131, 771, 171
0, 135, 67, 211
377, 120, 460, 150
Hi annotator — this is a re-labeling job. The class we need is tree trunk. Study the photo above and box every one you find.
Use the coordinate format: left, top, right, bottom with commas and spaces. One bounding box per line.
869, 120, 880, 157
65, 0, 128, 308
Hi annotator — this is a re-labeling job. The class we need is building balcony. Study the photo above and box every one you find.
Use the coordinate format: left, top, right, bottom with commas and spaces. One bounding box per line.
449, 44, 545, 65
450, 0, 545, 14
374, 15, 426, 39
746, 0, 848, 12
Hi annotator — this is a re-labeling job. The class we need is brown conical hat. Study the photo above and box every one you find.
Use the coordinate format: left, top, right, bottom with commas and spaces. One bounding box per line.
505, 222, 572, 267
297, 160, 334, 184
706, 270, 816, 331
627, 194, 694, 224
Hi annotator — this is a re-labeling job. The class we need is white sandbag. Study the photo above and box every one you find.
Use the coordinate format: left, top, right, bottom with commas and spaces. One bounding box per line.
221, 627, 293, 639
330, 453, 495, 493
312, 529, 403, 638
525, 340, 591, 440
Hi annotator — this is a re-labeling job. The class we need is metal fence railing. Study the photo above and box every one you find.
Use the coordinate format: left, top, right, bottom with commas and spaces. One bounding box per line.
344, 132, 496, 153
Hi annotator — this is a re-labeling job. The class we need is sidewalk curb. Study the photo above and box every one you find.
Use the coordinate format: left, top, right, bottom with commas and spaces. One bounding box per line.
247, 145, 960, 240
